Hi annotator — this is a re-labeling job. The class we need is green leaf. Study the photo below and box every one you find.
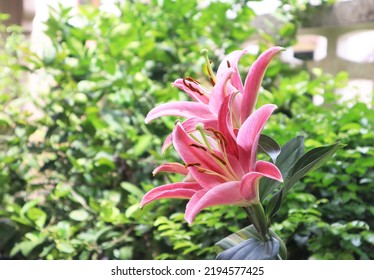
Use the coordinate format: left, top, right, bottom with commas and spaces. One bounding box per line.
69, 209, 90, 222
265, 142, 343, 218
56, 242, 75, 254
94, 152, 115, 170
0, 219, 17, 250
260, 136, 304, 201
265, 190, 283, 219
129, 134, 153, 157
258, 134, 281, 163
26, 208, 47, 229
21, 199, 42, 217
116, 246, 133, 260
281, 142, 345, 199
121, 182, 144, 199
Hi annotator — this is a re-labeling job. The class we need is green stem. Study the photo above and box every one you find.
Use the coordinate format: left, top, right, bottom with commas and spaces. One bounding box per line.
246, 203, 269, 242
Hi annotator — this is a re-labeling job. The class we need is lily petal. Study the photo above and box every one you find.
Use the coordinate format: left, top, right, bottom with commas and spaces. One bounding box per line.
237, 104, 277, 172
153, 162, 188, 176
217, 93, 239, 156
209, 68, 235, 116
217, 49, 248, 93
173, 123, 225, 188
184, 181, 242, 224
140, 182, 202, 208
173, 78, 210, 104
255, 160, 283, 182
239, 172, 264, 202
145, 101, 215, 123
241, 46, 284, 121
161, 117, 218, 154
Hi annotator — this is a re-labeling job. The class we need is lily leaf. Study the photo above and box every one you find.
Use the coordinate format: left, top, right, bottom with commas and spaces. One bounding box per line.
215, 225, 279, 260
260, 136, 304, 201
265, 142, 344, 218
280, 142, 345, 199
258, 134, 281, 163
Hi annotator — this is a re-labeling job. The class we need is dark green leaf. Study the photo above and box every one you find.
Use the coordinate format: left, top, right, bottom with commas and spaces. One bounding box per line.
258, 134, 281, 163
281, 142, 345, 199
0, 219, 17, 250
265, 190, 283, 218
260, 136, 304, 201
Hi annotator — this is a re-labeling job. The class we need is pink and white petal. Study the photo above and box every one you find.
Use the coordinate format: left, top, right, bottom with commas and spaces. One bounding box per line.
152, 162, 188, 176
237, 104, 277, 172
145, 101, 214, 123
173, 78, 210, 104
217, 93, 239, 156
209, 68, 235, 116
217, 49, 248, 92
255, 160, 283, 182
239, 172, 263, 202
226, 153, 245, 178
140, 182, 202, 208
231, 91, 243, 129
241, 46, 284, 121
172, 123, 225, 188
161, 133, 173, 154
184, 181, 243, 224
161, 118, 218, 154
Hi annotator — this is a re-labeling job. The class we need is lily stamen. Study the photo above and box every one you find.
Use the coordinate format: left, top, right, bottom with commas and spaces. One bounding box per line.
196, 167, 231, 182
182, 78, 205, 96
210, 153, 226, 165
200, 48, 216, 86
185, 162, 201, 168
189, 143, 207, 151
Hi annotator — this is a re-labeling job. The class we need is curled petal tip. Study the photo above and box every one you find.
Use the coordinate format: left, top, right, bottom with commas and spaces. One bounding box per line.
144, 114, 151, 124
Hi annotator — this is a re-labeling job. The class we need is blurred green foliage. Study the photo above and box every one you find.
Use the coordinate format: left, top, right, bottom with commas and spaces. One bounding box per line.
0, 0, 372, 260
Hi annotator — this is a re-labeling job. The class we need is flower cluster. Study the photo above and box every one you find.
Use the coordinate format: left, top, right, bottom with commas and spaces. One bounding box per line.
141, 47, 284, 224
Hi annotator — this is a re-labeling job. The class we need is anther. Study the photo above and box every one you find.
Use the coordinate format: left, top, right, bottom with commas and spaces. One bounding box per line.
210, 153, 227, 165
185, 76, 200, 84
189, 143, 207, 151
183, 78, 205, 96
214, 130, 228, 146
209, 76, 216, 86
227, 60, 231, 68
185, 162, 201, 168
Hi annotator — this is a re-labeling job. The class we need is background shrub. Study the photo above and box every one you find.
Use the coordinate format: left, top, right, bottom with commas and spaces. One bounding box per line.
0, 1, 372, 260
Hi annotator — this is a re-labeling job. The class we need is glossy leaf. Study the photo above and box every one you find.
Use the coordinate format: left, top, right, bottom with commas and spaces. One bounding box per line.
280, 142, 345, 199
258, 134, 281, 163
260, 136, 304, 201
265, 142, 344, 218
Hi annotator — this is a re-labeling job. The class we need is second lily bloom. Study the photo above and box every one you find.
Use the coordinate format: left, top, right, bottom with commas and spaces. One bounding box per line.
145, 46, 284, 152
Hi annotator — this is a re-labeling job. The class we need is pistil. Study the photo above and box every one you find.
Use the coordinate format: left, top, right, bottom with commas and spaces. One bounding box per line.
200, 49, 216, 86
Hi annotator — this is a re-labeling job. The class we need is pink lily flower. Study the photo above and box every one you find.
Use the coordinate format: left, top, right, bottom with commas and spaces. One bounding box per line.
145, 46, 284, 152
140, 104, 283, 224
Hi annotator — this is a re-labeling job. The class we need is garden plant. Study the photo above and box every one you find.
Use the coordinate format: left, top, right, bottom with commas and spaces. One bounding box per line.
0, 1, 372, 260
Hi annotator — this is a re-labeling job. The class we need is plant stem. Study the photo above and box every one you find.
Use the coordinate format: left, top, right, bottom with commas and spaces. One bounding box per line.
245, 203, 269, 242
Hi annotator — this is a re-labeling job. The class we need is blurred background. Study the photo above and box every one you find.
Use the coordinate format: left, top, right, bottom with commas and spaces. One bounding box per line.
0, 0, 373, 260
